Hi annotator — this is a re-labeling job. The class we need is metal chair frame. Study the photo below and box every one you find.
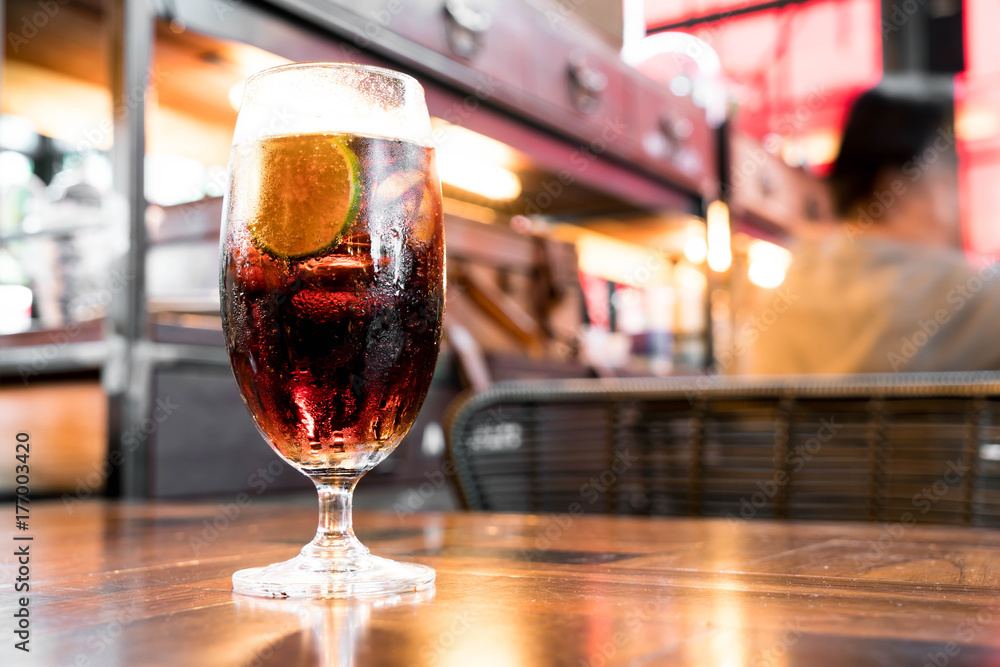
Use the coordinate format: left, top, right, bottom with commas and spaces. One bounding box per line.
445, 373, 1000, 525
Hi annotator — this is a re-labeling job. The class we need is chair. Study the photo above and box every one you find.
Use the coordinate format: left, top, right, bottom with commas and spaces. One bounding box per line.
444, 372, 1000, 526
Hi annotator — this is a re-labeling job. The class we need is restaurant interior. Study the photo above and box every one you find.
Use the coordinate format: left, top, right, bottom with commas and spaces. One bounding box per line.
2, 0, 1000, 665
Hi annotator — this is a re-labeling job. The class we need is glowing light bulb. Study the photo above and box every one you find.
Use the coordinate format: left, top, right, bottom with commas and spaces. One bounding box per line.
436, 153, 521, 201
706, 200, 731, 273
747, 239, 792, 288
683, 220, 708, 264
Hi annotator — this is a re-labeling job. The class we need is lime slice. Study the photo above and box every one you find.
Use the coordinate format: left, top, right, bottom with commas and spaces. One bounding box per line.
247, 134, 361, 260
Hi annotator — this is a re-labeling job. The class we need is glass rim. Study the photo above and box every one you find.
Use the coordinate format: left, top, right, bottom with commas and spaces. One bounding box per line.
244, 61, 425, 92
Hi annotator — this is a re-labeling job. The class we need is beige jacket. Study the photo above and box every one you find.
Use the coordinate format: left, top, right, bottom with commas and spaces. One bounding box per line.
743, 234, 1000, 375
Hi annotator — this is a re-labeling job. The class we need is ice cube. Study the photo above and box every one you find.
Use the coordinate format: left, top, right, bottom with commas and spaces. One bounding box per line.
290, 288, 367, 322
374, 169, 424, 202
300, 253, 374, 290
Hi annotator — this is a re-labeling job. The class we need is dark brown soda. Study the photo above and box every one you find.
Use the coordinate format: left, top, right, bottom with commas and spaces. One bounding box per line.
220, 133, 444, 473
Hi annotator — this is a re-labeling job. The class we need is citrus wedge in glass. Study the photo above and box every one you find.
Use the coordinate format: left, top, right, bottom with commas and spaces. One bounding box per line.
247, 133, 361, 260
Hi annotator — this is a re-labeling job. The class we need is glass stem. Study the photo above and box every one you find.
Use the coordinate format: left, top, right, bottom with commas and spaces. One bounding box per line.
301, 476, 369, 561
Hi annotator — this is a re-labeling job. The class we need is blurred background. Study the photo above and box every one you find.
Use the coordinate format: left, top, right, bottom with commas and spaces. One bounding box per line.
1, 0, 996, 507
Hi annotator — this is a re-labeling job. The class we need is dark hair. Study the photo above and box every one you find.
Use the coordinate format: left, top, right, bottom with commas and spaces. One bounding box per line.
828, 82, 954, 218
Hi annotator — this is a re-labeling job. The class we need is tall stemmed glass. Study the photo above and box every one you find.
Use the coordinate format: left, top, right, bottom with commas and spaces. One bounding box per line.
220, 63, 444, 597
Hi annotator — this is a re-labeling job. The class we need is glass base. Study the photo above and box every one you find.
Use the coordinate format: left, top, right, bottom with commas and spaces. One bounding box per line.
233, 552, 435, 599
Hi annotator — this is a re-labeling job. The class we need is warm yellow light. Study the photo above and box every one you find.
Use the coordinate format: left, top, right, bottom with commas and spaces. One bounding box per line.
147, 105, 234, 168
550, 225, 671, 287
706, 200, 731, 273
225, 45, 290, 111
747, 239, 792, 288
442, 197, 498, 224
674, 260, 707, 291
1, 61, 112, 150
430, 119, 523, 170
228, 82, 244, 111
806, 130, 840, 165
429, 119, 523, 201
674, 261, 707, 333
683, 220, 708, 264
957, 104, 1000, 142
781, 129, 840, 167
437, 153, 521, 201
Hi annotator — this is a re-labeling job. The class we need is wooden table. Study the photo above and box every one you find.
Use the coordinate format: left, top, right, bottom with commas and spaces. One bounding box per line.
3, 501, 1000, 666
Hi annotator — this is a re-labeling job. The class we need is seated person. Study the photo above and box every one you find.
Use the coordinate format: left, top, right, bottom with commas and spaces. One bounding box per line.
746, 80, 1000, 374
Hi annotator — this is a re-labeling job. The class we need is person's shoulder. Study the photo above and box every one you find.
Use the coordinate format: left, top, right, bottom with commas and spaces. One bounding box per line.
929, 249, 999, 286
848, 236, 983, 278
952, 257, 1000, 301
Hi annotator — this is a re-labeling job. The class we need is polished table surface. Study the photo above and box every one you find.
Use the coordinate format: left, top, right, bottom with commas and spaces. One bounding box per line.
3, 501, 1000, 666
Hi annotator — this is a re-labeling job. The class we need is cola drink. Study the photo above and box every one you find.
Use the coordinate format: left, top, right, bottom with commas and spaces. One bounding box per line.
220, 132, 444, 472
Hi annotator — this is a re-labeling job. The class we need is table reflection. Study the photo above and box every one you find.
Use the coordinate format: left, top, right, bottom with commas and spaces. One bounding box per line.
234, 588, 435, 666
